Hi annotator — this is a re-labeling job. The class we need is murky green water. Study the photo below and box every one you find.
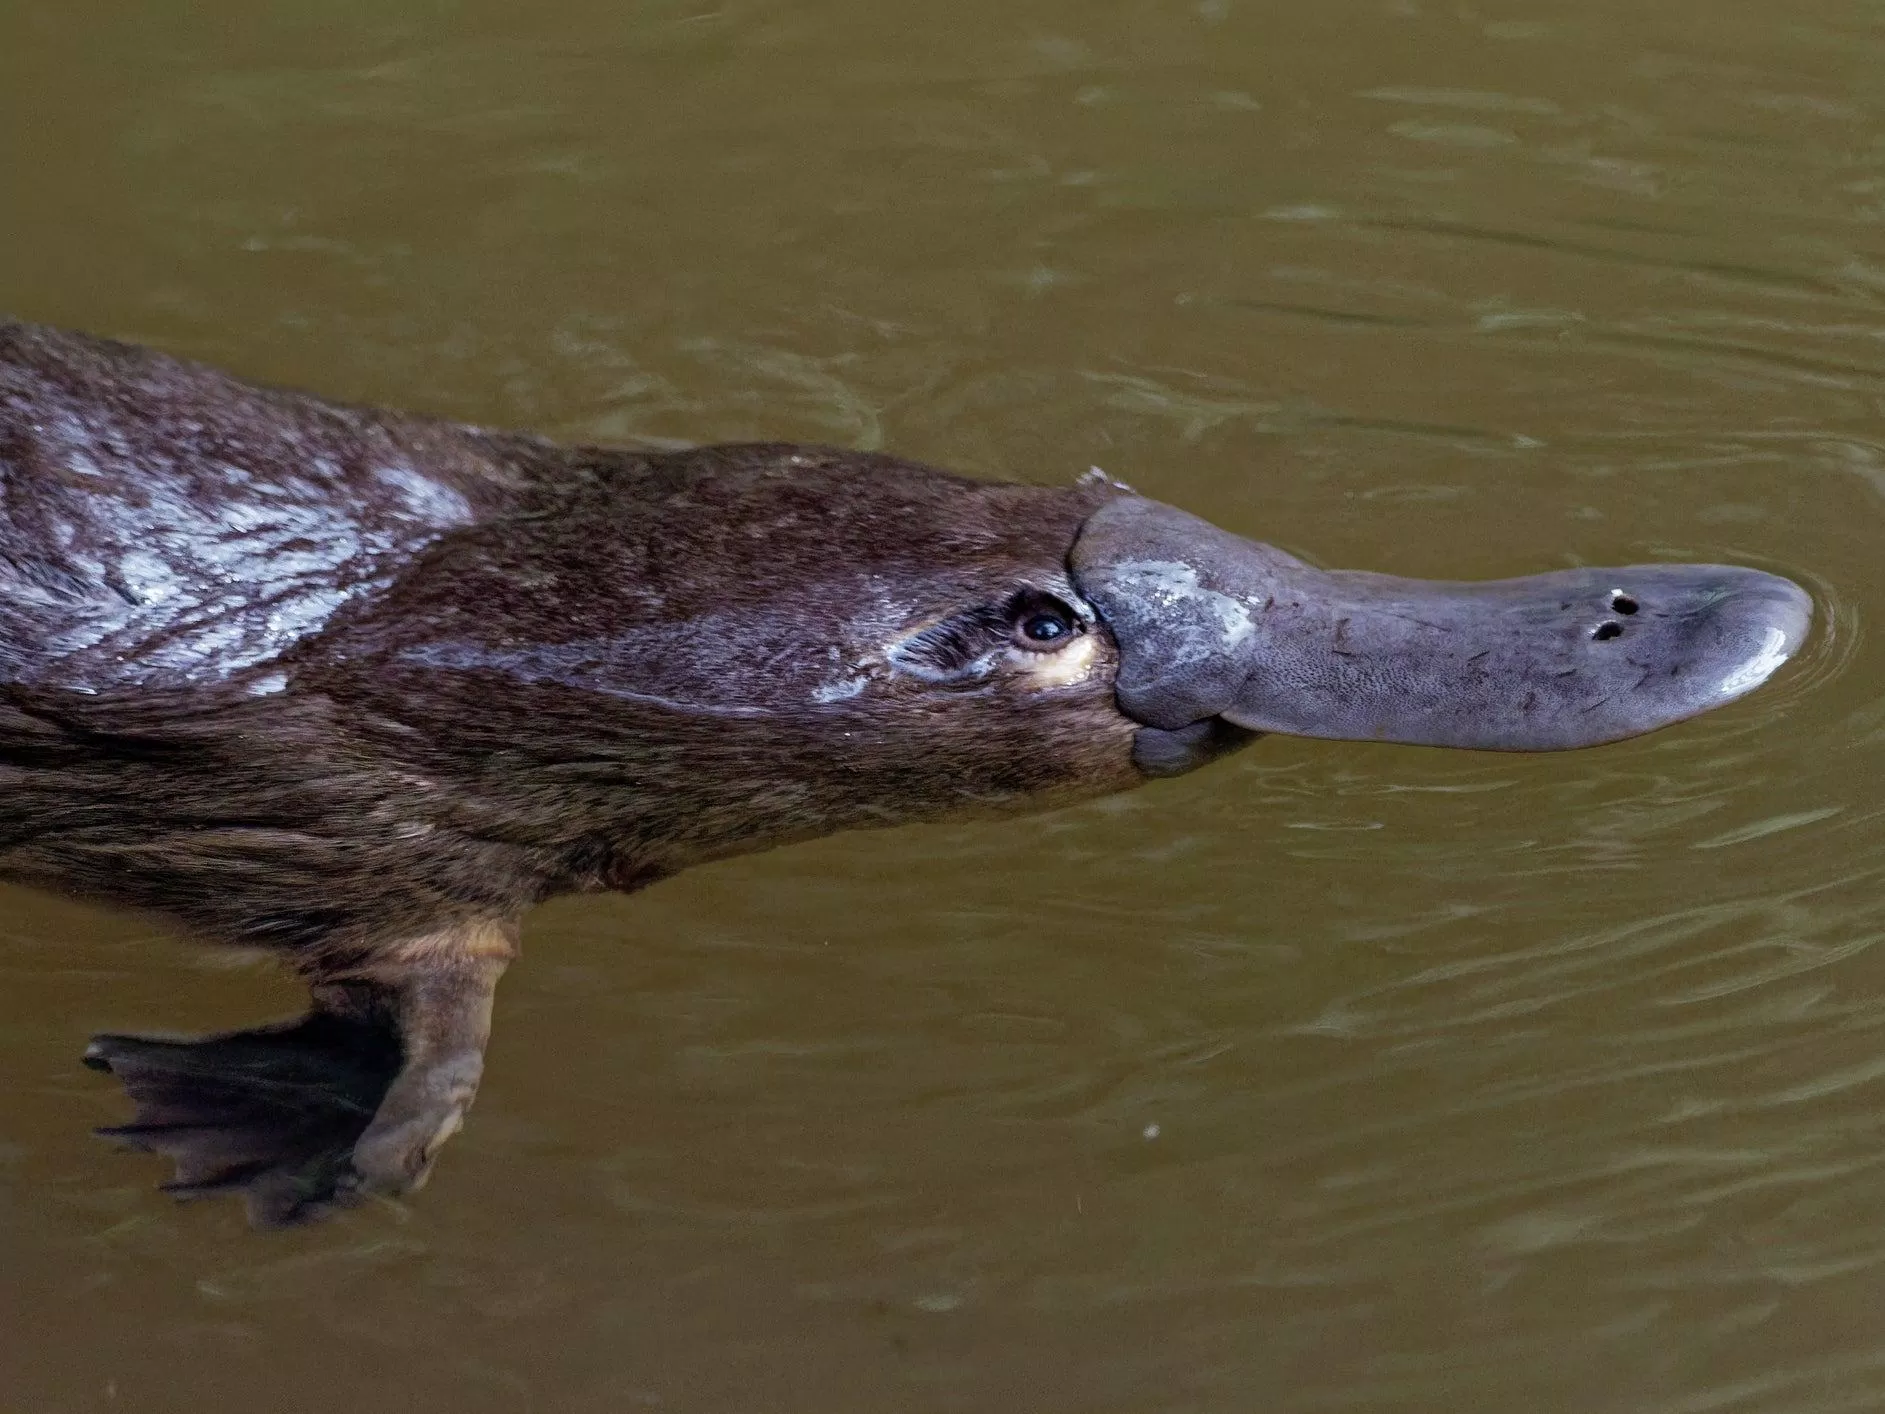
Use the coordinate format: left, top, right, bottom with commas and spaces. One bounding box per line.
4, 1, 1885, 1409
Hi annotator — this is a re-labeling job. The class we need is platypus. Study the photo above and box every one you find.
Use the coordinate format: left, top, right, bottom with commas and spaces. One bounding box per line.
0, 321, 1812, 1225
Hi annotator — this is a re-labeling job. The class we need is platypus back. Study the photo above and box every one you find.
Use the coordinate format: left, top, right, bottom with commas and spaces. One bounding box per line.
0, 323, 549, 691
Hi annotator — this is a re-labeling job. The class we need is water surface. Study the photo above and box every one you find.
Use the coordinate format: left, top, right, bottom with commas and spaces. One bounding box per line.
4, 2, 1884, 1410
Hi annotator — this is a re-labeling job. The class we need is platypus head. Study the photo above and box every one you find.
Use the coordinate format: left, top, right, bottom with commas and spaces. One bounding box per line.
696, 454, 1811, 787
338, 444, 1810, 870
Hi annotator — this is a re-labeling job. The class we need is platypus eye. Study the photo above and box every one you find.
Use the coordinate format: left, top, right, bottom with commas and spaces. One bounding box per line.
1022, 612, 1069, 642
1009, 592, 1082, 652
1018, 607, 1073, 645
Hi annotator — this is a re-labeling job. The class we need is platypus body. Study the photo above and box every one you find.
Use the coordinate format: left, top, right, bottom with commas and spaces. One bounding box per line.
0, 321, 1812, 1224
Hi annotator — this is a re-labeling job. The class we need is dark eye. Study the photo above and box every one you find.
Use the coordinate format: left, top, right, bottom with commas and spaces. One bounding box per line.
1013, 596, 1080, 650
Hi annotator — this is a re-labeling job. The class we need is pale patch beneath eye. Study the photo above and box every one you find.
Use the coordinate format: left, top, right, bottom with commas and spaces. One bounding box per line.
1015, 633, 1098, 688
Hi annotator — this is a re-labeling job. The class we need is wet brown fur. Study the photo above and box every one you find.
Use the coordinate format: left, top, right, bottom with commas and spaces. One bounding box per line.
0, 324, 1142, 959
0, 321, 1148, 1221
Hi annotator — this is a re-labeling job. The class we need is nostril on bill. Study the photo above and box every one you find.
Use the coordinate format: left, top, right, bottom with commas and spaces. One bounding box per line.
1592, 621, 1624, 641
1609, 592, 1639, 615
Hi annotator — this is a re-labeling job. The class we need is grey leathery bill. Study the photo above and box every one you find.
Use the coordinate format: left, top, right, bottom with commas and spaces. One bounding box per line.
1070, 497, 1812, 751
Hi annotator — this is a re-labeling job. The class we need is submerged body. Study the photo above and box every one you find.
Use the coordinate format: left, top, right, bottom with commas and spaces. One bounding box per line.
0, 322, 1812, 1224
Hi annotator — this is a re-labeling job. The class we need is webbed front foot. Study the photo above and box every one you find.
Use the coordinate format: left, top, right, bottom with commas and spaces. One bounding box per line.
87, 924, 514, 1226
85, 1009, 401, 1227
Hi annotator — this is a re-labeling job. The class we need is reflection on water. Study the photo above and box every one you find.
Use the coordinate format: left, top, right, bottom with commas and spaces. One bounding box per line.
4, 0, 1884, 1409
